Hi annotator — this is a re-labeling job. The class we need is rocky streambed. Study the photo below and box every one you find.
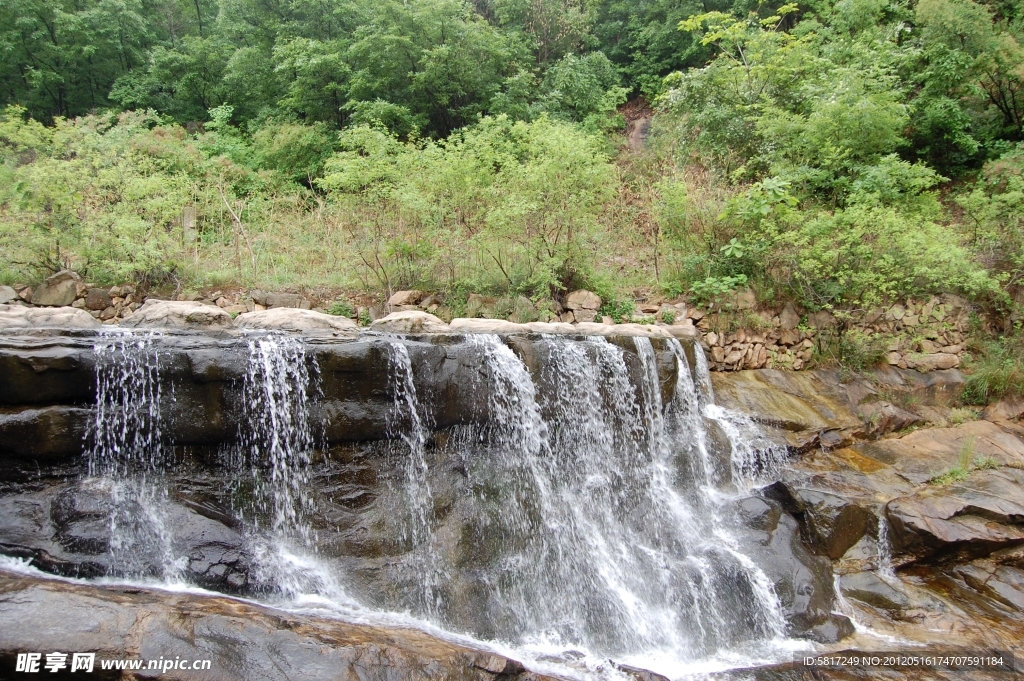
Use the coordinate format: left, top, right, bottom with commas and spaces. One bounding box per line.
0, 306, 1022, 680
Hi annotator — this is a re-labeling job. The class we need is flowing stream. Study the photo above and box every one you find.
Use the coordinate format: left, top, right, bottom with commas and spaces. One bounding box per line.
84, 329, 795, 679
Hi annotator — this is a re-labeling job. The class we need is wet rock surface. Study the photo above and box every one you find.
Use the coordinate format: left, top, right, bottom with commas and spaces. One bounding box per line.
2, 327, 1023, 679
0, 570, 559, 681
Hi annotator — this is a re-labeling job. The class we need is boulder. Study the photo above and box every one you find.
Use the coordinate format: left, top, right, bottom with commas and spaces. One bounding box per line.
265, 292, 309, 309
733, 497, 854, 643
448, 318, 528, 334
0, 571, 553, 681
84, 288, 112, 311
0, 304, 100, 330
234, 308, 359, 336
370, 311, 449, 334
387, 290, 425, 307
571, 308, 598, 323
119, 300, 233, 330
565, 290, 601, 311
779, 302, 800, 330
860, 401, 923, 439
906, 352, 960, 372
0, 286, 17, 305
764, 483, 876, 559
28, 270, 80, 307
885, 468, 1024, 562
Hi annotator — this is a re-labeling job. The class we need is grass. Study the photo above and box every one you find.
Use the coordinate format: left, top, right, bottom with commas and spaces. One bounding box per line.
962, 335, 1024, 405
928, 435, 1002, 484
948, 407, 980, 425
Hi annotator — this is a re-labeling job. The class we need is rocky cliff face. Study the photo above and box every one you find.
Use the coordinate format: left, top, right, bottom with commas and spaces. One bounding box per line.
712, 368, 1024, 668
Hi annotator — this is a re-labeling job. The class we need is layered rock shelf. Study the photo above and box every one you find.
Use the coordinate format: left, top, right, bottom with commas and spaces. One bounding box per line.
3, 271, 975, 374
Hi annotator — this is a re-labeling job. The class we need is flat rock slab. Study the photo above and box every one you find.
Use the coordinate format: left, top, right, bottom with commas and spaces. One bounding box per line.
852, 420, 1024, 486
711, 369, 864, 449
0, 570, 559, 681
886, 467, 1024, 561
235, 308, 359, 336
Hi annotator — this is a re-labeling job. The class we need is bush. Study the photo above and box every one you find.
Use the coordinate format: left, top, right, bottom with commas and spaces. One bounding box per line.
962, 335, 1024, 404
838, 329, 889, 371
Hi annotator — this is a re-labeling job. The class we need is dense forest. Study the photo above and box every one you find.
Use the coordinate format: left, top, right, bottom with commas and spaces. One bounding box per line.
2, 0, 1024, 386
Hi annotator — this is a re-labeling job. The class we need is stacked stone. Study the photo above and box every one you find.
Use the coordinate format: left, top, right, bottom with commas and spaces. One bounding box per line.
695, 294, 971, 373
866, 295, 969, 371
4, 270, 142, 324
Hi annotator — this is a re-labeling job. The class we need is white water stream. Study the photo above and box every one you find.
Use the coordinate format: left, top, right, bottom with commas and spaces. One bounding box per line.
78, 329, 803, 680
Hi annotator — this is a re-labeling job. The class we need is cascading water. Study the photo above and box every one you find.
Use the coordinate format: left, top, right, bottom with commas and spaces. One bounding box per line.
233, 333, 356, 604
236, 333, 316, 541
87, 329, 180, 581
76, 327, 799, 678
391, 333, 788, 669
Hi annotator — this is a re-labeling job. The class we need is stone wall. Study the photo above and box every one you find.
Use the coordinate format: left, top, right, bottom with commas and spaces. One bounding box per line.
690, 293, 971, 374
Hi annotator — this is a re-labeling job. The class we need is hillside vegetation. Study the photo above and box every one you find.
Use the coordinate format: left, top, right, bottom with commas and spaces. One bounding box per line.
2, 0, 1024, 373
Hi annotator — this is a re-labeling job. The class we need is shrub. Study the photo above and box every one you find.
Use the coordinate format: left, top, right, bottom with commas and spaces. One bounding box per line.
962, 335, 1024, 404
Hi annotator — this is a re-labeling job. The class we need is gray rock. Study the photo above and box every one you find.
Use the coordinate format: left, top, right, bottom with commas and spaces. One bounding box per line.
839, 571, 910, 613
234, 308, 359, 336
0, 304, 100, 330
764, 483, 876, 560
735, 497, 854, 642
371, 311, 450, 333
120, 300, 233, 330
29, 270, 80, 306
265, 292, 309, 309
0, 285, 17, 304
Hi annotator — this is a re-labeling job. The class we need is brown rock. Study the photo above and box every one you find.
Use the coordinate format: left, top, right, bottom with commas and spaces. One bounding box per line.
860, 401, 923, 439
387, 290, 425, 307
780, 302, 800, 330
566, 289, 602, 311
85, 288, 112, 311
0, 571, 554, 681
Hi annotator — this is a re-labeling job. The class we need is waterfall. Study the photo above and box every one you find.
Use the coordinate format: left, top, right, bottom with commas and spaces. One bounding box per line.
408, 334, 787, 664
876, 515, 896, 579
234, 333, 356, 602
237, 333, 316, 541
87, 329, 180, 581
77, 328, 796, 676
